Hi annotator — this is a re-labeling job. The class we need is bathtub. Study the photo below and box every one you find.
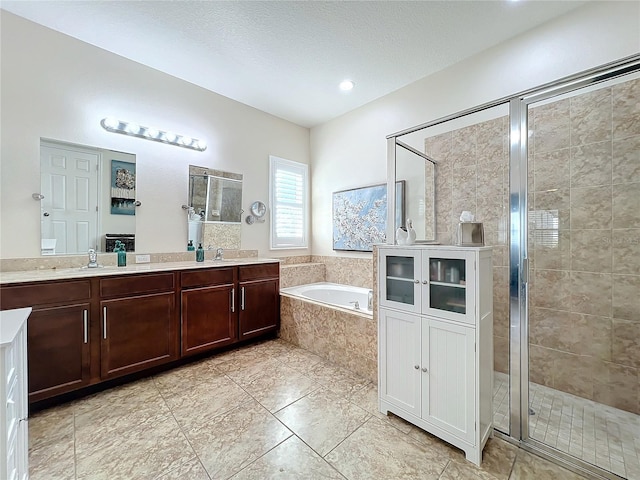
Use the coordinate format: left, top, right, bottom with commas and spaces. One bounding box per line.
280, 282, 373, 317
279, 281, 377, 381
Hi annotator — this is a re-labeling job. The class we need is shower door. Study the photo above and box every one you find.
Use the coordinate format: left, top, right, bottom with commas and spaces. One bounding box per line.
516, 66, 640, 479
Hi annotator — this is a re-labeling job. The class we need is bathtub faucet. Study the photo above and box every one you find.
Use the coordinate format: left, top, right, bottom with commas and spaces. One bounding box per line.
349, 301, 360, 310
368, 290, 373, 310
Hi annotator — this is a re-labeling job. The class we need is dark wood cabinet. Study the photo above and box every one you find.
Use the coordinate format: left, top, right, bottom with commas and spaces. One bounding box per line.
100, 292, 177, 379
0, 261, 279, 404
0, 279, 92, 403
26, 303, 91, 403
99, 273, 177, 380
238, 263, 280, 340
181, 285, 236, 355
239, 279, 279, 339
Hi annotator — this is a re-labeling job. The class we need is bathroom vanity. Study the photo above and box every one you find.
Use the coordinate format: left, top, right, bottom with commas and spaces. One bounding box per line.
0, 259, 279, 405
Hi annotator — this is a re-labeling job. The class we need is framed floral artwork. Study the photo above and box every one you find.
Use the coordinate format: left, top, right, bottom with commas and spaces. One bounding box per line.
332, 181, 405, 252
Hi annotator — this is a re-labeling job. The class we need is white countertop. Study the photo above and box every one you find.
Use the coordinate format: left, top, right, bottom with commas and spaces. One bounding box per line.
0, 307, 31, 346
0, 258, 280, 286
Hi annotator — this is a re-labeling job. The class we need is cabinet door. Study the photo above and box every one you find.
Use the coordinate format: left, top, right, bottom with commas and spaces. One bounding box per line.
422, 317, 475, 444
181, 285, 236, 356
379, 308, 422, 417
238, 279, 279, 340
101, 292, 177, 379
27, 303, 91, 402
423, 249, 476, 324
379, 248, 422, 313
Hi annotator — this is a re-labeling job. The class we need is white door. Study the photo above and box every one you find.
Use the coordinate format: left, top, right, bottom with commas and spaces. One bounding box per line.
379, 308, 422, 417
40, 143, 99, 254
422, 317, 476, 444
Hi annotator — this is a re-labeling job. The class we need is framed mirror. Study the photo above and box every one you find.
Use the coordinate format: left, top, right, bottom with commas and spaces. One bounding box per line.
39, 139, 136, 255
188, 165, 243, 249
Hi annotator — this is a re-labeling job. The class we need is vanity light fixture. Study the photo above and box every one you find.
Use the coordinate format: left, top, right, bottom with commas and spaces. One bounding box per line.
100, 117, 207, 152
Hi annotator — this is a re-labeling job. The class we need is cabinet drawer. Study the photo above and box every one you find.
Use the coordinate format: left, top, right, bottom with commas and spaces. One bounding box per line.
181, 268, 235, 289
239, 263, 279, 282
100, 273, 175, 297
0, 280, 90, 309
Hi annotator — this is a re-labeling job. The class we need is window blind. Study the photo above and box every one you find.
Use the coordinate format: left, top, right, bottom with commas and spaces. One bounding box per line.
269, 156, 308, 249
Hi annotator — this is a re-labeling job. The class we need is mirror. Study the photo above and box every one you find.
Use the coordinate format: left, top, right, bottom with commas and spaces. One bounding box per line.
394, 137, 436, 241
40, 139, 136, 255
188, 165, 243, 249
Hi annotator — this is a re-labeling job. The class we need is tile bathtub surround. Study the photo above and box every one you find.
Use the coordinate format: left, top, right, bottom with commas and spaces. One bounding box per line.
527, 77, 640, 414
28, 338, 588, 480
0, 249, 259, 272
311, 255, 374, 289
279, 295, 377, 383
279, 262, 326, 288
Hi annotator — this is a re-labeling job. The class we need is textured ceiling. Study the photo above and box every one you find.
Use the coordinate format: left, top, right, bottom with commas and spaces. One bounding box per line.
2, 1, 587, 127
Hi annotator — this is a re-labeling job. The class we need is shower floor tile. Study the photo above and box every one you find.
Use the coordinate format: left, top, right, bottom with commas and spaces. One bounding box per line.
493, 370, 640, 479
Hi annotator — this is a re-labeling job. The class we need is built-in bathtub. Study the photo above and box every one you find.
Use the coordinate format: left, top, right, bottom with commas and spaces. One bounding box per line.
280, 282, 373, 317
279, 282, 377, 382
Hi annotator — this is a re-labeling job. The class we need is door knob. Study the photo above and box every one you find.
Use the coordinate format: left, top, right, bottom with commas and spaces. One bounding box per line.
43, 212, 50, 217
414, 365, 420, 369
422, 367, 429, 373
414, 279, 420, 284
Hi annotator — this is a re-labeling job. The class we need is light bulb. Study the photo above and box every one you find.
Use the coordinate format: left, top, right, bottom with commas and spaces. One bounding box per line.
196, 140, 207, 151
104, 117, 119, 129
164, 131, 177, 142
180, 136, 192, 146
127, 123, 140, 134
339, 79, 355, 91
145, 127, 158, 138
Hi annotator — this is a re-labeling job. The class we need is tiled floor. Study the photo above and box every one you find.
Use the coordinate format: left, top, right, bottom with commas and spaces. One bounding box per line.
494, 371, 640, 480
29, 339, 588, 480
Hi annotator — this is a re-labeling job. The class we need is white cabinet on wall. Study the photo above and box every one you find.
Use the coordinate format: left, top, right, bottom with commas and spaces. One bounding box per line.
378, 245, 493, 465
1, 307, 31, 480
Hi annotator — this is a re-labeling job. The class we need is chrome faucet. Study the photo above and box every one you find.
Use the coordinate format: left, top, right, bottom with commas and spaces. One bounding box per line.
87, 248, 99, 268
349, 301, 360, 310
214, 247, 224, 261
368, 290, 373, 311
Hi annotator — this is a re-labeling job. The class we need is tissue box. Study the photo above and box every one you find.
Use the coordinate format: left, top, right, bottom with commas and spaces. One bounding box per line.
456, 222, 484, 246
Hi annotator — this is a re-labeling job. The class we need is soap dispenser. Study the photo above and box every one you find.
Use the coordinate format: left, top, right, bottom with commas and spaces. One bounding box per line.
195, 243, 204, 262
187, 240, 195, 251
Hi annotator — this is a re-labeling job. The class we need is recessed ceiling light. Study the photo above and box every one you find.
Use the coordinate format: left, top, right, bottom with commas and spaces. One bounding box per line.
339, 79, 355, 91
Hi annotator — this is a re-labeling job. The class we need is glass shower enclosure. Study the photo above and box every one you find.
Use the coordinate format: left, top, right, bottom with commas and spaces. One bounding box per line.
386, 55, 640, 480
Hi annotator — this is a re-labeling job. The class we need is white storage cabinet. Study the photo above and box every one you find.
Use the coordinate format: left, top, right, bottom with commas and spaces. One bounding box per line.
378, 245, 493, 465
1, 307, 31, 480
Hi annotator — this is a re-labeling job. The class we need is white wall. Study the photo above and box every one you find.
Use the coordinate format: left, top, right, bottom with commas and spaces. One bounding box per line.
310, 1, 640, 256
0, 12, 310, 259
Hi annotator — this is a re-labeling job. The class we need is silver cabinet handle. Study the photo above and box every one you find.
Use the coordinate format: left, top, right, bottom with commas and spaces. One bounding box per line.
414, 279, 420, 284
422, 367, 428, 373
231, 288, 235, 313
241, 287, 245, 311
102, 306, 107, 339
83, 309, 88, 344
414, 365, 420, 370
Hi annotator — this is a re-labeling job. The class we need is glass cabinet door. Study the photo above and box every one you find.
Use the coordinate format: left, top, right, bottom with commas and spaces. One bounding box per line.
380, 249, 421, 313
423, 250, 475, 324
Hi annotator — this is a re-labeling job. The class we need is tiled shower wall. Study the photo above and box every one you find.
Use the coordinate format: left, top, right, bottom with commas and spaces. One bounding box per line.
424, 115, 511, 379
528, 78, 640, 414
423, 76, 639, 414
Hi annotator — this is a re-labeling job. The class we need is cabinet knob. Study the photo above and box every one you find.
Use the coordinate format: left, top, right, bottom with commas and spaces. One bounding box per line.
414, 279, 420, 284
414, 365, 420, 370
422, 280, 428, 284
422, 367, 428, 373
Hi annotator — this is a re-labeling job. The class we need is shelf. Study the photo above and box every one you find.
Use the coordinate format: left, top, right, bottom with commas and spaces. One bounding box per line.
386, 276, 415, 282
430, 281, 466, 289
444, 299, 466, 309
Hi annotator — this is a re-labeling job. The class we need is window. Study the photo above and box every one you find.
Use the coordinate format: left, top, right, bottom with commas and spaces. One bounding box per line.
269, 155, 308, 249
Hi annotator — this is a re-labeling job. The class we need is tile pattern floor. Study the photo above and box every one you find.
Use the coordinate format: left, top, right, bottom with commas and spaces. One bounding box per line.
29, 339, 589, 480
494, 371, 640, 479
